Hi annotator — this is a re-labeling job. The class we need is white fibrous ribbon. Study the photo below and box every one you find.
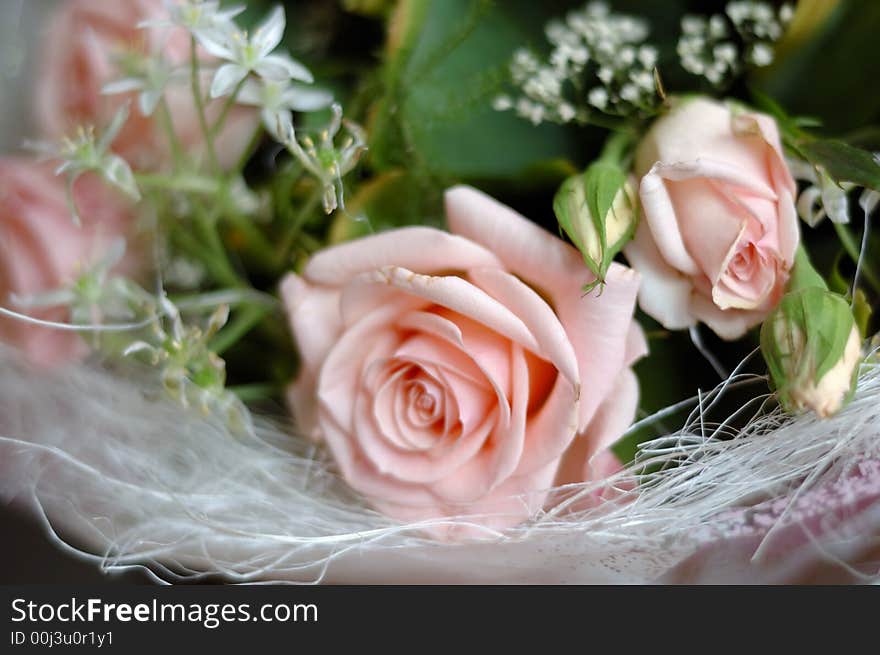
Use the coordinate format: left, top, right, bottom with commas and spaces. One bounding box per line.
1, 344, 879, 583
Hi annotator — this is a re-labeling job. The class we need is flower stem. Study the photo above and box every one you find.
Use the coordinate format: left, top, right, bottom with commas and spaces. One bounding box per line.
275, 183, 323, 269
190, 36, 220, 173
209, 78, 246, 142
135, 172, 220, 194
210, 302, 271, 355
228, 383, 281, 403
834, 221, 880, 293
156, 97, 186, 170
172, 228, 240, 288
235, 123, 264, 174
598, 127, 637, 166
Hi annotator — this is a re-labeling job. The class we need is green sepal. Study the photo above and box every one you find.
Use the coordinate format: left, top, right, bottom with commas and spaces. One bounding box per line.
553, 160, 637, 293
787, 244, 828, 293
760, 287, 855, 409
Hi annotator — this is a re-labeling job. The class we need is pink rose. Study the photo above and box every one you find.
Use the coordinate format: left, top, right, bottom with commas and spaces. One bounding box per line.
36, 0, 257, 170
0, 159, 136, 367
281, 186, 646, 538
625, 97, 799, 340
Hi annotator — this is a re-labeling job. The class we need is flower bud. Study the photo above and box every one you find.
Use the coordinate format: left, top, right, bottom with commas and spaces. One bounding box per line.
553, 160, 638, 292
761, 287, 862, 418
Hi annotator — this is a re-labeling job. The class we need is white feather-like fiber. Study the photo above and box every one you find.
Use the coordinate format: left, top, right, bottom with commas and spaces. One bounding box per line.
1, 345, 879, 584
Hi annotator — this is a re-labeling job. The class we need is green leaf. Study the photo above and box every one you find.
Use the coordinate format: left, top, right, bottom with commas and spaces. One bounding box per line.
755, 0, 880, 134
585, 162, 626, 245
800, 140, 880, 191
369, 0, 580, 182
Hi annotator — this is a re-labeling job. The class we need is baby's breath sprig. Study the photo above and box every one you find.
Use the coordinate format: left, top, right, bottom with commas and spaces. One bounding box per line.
677, 1, 794, 87
494, 1, 661, 127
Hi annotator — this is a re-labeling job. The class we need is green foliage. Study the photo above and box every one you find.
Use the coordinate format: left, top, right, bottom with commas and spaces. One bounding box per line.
760, 287, 855, 402
368, 0, 581, 183
760, 246, 856, 410
755, 0, 880, 135
799, 140, 880, 192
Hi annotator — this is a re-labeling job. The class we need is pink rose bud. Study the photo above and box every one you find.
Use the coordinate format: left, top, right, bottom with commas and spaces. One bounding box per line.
0, 159, 136, 367
761, 248, 862, 418
625, 97, 800, 340
281, 186, 646, 539
554, 160, 639, 293
36, 0, 257, 170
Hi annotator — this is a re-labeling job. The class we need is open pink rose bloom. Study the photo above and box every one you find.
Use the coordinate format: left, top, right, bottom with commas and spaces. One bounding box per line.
0, 0, 878, 587
282, 186, 646, 538
625, 98, 800, 340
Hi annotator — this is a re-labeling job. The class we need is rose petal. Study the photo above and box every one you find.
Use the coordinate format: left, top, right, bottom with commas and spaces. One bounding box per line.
443, 186, 639, 430
341, 266, 541, 357
428, 342, 529, 503
689, 293, 766, 341
664, 177, 747, 283
557, 264, 640, 430
468, 267, 579, 387
394, 310, 511, 429
393, 334, 499, 433
280, 274, 342, 368
624, 321, 649, 367
638, 168, 705, 276
555, 367, 638, 486
304, 226, 502, 287
316, 303, 403, 432
444, 185, 590, 296
624, 222, 696, 331
353, 378, 494, 485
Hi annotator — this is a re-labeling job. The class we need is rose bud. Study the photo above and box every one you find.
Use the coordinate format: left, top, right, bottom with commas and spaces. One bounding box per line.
554, 159, 638, 293
760, 248, 862, 418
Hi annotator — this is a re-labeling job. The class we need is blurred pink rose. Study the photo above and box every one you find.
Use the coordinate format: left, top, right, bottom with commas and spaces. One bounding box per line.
35, 0, 257, 170
282, 186, 645, 538
0, 159, 137, 367
625, 97, 800, 340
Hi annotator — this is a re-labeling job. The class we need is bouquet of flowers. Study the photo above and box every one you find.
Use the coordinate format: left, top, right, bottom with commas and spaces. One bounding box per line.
1, 0, 879, 584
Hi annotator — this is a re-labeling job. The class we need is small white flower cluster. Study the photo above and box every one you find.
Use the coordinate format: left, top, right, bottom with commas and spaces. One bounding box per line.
678, 1, 794, 86
494, 1, 659, 126
125, 297, 253, 435
128, 1, 333, 133
27, 105, 141, 225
